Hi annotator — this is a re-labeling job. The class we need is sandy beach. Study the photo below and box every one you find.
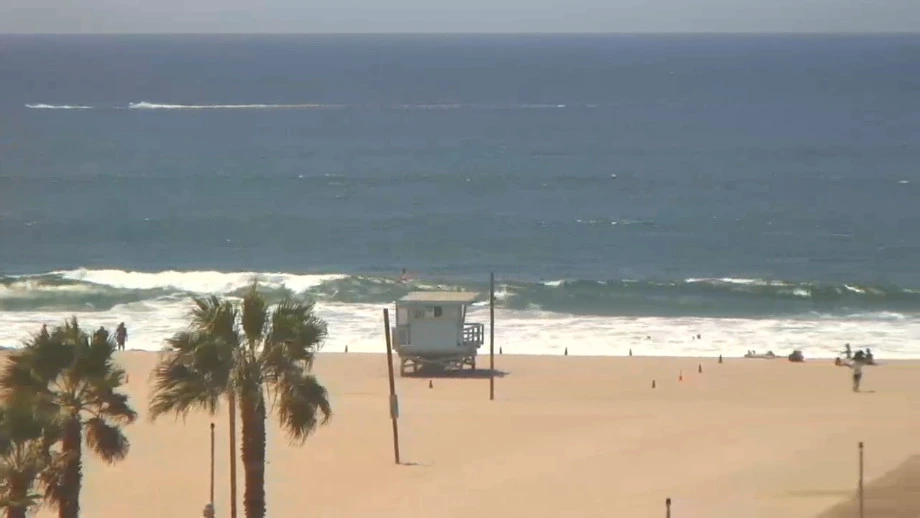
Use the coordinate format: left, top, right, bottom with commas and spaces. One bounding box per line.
21, 351, 920, 518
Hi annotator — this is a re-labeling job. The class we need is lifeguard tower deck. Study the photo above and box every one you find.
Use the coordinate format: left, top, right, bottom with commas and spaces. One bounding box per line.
391, 291, 485, 376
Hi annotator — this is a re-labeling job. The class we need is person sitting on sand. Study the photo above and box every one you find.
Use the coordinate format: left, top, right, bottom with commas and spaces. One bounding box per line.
865, 348, 875, 365
788, 349, 804, 363
115, 322, 128, 351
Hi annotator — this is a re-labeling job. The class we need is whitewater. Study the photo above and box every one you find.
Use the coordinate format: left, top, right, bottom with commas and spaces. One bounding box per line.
1, 269, 918, 359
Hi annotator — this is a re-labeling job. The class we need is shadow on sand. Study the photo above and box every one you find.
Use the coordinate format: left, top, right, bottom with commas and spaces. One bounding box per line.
401, 368, 510, 380
816, 455, 920, 518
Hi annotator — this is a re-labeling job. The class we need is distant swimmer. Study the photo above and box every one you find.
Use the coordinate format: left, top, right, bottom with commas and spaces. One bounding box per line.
399, 268, 412, 283
115, 322, 128, 351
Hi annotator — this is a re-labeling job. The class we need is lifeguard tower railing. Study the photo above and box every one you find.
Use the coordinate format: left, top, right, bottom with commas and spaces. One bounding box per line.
392, 322, 485, 349
462, 323, 485, 347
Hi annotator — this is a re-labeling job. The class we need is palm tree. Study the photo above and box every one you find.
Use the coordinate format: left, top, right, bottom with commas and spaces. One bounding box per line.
0, 319, 137, 518
150, 284, 332, 518
0, 394, 63, 518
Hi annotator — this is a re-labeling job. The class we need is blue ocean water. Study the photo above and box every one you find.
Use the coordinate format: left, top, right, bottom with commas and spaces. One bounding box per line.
1, 34, 919, 356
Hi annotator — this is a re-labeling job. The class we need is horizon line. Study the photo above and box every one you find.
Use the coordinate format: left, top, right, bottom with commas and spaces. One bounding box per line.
1, 31, 919, 36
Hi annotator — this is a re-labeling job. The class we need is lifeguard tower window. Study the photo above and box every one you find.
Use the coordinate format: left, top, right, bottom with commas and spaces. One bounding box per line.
433, 306, 443, 317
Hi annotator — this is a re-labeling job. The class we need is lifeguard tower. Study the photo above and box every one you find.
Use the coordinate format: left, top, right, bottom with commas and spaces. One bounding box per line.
391, 291, 484, 376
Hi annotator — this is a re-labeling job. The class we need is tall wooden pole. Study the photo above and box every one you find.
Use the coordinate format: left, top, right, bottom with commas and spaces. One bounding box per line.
489, 272, 495, 401
209, 422, 215, 506
858, 441, 865, 518
666, 497, 671, 518
383, 308, 401, 464
228, 393, 238, 518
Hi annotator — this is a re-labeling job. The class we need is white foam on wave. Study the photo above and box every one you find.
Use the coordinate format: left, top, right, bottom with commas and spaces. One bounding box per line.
25, 104, 92, 110
55, 268, 346, 294
25, 102, 588, 112
1, 298, 918, 360
127, 101, 342, 110
685, 277, 790, 287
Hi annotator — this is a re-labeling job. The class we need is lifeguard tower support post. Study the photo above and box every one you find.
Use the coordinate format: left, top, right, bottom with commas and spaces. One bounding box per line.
391, 291, 484, 376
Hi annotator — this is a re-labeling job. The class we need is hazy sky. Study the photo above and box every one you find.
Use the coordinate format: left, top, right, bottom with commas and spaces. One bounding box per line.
2, 0, 919, 33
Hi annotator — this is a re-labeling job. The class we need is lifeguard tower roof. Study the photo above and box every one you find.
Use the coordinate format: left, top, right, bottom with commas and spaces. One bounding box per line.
399, 291, 479, 304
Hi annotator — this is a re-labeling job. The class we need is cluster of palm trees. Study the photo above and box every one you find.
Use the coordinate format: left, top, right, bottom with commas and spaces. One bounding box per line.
0, 284, 332, 518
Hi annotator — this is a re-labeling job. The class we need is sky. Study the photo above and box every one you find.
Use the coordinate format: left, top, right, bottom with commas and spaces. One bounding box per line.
2, 0, 919, 34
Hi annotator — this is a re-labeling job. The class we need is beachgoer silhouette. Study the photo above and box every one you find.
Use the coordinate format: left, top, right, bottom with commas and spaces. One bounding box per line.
851, 357, 865, 392
844, 343, 852, 359
40, 324, 49, 339
115, 322, 128, 351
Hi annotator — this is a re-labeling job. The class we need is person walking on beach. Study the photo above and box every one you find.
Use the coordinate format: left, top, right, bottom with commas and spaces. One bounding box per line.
851, 355, 865, 392
115, 322, 128, 351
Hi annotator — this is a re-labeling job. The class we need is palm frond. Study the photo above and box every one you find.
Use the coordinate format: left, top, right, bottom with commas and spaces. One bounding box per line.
37, 450, 69, 507
274, 371, 331, 444
0, 359, 43, 397
190, 297, 238, 342
91, 389, 137, 425
241, 283, 268, 350
149, 331, 233, 419
0, 394, 64, 513
83, 417, 129, 464
260, 298, 327, 381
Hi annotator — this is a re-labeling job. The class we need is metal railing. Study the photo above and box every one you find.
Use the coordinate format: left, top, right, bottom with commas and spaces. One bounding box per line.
462, 323, 484, 346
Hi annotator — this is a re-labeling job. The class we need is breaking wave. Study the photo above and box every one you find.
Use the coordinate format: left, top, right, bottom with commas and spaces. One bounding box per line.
1, 268, 918, 318
24, 104, 93, 110
25, 102, 577, 111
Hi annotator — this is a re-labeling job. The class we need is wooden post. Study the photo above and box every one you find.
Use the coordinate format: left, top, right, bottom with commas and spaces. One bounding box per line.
228, 393, 237, 518
490, 272, 495, 401
666, 497, 671, 517
383, 308, 401, 464
858, 441, 864, 518
209, 422, 215, 506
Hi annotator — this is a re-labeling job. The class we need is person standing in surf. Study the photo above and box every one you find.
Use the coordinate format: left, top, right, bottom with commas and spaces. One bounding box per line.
115, 322, 128, 351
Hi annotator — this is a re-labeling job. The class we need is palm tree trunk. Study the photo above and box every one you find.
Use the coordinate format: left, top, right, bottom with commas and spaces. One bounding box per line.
59, 416, 82, 518
240, 392, 266, 518
6, 475, 29, 518
6, 504, 27, 518
228, 391, 238, 518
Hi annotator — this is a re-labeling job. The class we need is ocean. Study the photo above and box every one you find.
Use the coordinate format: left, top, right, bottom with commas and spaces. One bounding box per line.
1, 34, 919, 358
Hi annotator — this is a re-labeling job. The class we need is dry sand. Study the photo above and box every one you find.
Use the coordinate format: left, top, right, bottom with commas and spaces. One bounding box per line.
20, 352, 920, 518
